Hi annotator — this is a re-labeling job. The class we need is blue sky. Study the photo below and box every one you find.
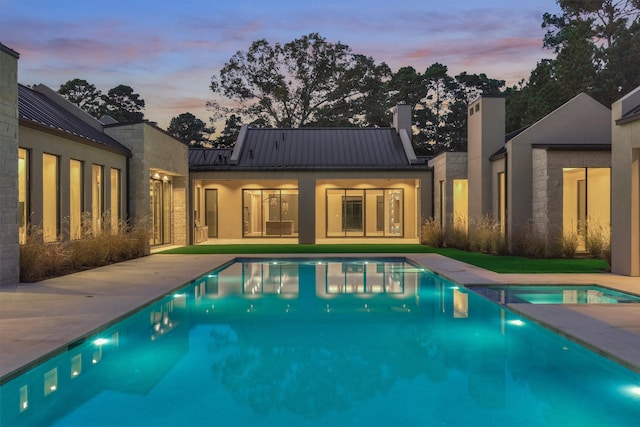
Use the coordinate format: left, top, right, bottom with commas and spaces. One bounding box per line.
0, 0, 562, 129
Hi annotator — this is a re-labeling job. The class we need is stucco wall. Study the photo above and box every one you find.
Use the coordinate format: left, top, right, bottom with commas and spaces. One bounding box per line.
467, 97, 505, 225
191, 169, 431, 244
19, 125, 128, 234
611, 87, 640, 277
0, 45, 19, 285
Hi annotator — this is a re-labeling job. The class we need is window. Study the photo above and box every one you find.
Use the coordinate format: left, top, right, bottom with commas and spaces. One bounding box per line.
43, 153, 59, 242
326, 188, 403, 238
439, 180, 445, 229
342, 196, 363, 231
563, 168, 611, 251
205, 189, 218, 238
498, 172, 505, 234
69, 160, 83, 240
110, 168, 120, 233
150, 176, 173, 246
18, 148, 29, 244
92, 164, 103, 234
453, 179, 468, 232
242, 189, 299, 237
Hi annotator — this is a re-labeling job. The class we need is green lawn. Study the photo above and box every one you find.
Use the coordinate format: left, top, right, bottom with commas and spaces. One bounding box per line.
157, 244, 609, 274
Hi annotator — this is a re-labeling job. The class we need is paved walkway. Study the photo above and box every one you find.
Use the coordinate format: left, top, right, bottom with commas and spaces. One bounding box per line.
1, 253, 639, 383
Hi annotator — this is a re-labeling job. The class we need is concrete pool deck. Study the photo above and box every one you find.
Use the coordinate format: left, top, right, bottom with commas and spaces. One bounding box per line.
1, 253, 639, 383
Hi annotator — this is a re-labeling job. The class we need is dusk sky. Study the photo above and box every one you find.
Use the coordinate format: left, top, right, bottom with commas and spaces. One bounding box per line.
0, 0, 562, 130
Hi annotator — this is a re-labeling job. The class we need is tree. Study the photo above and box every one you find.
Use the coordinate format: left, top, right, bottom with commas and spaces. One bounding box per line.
58, 79, 104, 118
209, 33, 391, 128
388, 64, 504, 154
215, 114, 243, 148
167, 112, 213, 145
102, 84, 145, 123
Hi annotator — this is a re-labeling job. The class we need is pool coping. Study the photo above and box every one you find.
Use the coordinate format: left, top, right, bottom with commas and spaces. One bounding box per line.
1, 253, 639, 384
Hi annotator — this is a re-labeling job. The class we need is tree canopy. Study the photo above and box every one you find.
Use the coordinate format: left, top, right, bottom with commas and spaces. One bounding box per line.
167, 112, 213, 145
58, 80, 145, 123
209, 33, 391, 128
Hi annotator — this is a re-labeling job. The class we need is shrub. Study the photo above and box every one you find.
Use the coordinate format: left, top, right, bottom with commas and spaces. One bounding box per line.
560, 229, 580, 258
445, 215, 470, 250
19, 215, 150, 282
469, 215, 507, 255
511, 222, 546, 258
421, 217, 445, 248
586, 220, 610, 260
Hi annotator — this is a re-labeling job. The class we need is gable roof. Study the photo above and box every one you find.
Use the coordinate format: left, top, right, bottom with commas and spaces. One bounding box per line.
191, 127, 426, 171
18, 84, 131, 156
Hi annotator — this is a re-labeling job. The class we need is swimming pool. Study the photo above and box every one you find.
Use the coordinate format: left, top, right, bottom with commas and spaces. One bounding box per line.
470, 285, 640, 305
1, 258, 639, 426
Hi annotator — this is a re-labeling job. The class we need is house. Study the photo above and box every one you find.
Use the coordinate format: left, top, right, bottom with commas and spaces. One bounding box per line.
189, 105, 433, 244
430, 93, 612, 257
2, 39, 638, 283
611, 86, 640, 276
0, 43, 189, 286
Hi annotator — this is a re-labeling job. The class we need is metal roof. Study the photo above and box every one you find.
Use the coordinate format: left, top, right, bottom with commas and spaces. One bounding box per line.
190, 127, 427, 171
189, 148, 233, 167
18, 84, 131, 155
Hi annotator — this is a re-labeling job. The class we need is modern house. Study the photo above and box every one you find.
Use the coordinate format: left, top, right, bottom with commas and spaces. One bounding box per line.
189, 105, 433, 244
0, 43, 189, 286
1, 40, 638, 282
430, 93, 612, 257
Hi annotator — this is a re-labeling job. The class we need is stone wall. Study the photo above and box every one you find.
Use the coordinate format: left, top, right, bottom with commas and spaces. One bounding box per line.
429, 152, 467, 230
0, 44, 19, 285
532, 148, 611, 256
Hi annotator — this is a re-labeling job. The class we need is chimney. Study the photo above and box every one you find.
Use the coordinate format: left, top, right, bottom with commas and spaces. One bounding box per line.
393, 104, 417, 164
393, 104, 412, 139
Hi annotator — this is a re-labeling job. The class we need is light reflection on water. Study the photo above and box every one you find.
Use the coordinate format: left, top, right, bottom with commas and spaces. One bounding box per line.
1, 258, 639, 426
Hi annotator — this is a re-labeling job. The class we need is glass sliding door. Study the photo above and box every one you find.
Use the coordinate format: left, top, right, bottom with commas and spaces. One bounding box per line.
69, 160, 83, 240
242, 189, 298, 237
149, 177, 172, 246
43, 153, 59, 242
325, 188, 404, 238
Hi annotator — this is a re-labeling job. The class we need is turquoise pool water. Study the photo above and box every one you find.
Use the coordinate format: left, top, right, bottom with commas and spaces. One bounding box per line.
1, 258, 639, 426
470, 285, 640, 305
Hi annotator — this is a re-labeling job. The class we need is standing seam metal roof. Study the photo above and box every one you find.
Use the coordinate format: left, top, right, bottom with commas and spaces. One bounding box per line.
237, 127, 412, 169
18, 84, 131, 155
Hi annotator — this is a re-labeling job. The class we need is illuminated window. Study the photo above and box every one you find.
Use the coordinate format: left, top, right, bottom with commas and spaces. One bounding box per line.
563, 168, 611, 251
205, 189, 218, 238
92, 164, 103, 234
242, 189, 299, 237
498, 172, 506, 233
70, 159, 83, 240
43, 153, 59, 242
18, 148, 29, 244
326, 189, 403, 238
453, 179, 468, 232
110, 168, 120, 233
150, 176, 173, 246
